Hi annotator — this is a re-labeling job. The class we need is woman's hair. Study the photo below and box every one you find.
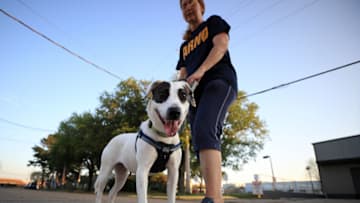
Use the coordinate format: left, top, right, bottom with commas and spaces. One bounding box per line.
180, 0, 205, 41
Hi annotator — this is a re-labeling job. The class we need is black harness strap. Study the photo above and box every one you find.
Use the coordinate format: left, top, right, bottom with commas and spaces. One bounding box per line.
135, 130, 182, 173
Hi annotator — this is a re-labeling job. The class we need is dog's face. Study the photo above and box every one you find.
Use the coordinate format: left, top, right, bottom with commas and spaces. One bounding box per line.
146, 80, 195, 137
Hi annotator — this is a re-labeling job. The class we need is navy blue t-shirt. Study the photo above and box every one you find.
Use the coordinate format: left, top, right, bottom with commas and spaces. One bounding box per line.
176, 15, 238, 100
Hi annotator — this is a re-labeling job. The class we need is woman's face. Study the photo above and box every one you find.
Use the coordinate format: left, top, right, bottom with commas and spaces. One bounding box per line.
180, 0, 203, 25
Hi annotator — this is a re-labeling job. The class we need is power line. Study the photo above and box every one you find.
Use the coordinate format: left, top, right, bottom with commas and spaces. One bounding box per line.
227, 0, 255, 19
231, 0, 285, 31
16, 0, 60, 29
15, 0, 74, 41
232, 0, 319, 45
0, 8, 122, 80
1, 7, 358, 108
0, 60, 358, 132
242, 59, 360, 99
0, 117, 54, 132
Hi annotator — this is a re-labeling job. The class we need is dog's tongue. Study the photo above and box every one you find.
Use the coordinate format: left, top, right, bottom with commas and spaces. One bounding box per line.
164, 120, 180, 136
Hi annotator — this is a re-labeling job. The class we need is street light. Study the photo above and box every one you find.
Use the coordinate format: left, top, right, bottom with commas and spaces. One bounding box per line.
263, 155, 276, 191
306, 166, 315, 193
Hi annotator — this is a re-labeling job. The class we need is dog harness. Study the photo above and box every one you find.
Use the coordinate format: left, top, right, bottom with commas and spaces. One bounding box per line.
135, 130, 182, 173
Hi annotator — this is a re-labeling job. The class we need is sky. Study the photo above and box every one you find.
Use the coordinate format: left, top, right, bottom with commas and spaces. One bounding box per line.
0, 0, 359, 186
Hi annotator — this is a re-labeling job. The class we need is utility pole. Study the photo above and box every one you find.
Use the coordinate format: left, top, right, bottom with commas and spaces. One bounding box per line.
263, 155, 276, 191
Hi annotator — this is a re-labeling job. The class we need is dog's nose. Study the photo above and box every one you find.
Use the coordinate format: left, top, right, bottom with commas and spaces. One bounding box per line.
167, 107, 181, 120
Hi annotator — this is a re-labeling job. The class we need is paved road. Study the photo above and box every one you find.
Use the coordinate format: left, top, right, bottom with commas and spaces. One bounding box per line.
1, 187, 359, 203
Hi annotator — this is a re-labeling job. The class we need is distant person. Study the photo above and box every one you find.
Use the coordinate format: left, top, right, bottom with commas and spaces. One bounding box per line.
252, 174, 263, 198
176, 0, 238, 203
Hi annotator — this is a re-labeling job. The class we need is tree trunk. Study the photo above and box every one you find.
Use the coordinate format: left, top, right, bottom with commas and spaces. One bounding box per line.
87, 160, 95, 191
61, 165, 67, 186
178, 149, 185, 194
76, 168, 81, 189
40, 167, 46, 189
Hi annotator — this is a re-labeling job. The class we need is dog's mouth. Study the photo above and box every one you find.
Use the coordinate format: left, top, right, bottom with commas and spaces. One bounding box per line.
155, 109, 181, 137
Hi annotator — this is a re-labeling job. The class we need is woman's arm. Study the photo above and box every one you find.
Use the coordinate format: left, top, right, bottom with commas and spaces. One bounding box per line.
187, 32, 229, 84
177, 67, 188, 80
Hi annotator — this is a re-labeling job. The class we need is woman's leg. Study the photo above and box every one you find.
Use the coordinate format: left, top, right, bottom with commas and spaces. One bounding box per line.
191, 79, 236, 203
200, 149, 223, 203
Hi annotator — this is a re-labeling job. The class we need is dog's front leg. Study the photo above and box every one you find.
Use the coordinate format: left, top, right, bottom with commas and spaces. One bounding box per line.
136, 167, 149, 203
166, 165, 179, 203
166, 151, 182, 203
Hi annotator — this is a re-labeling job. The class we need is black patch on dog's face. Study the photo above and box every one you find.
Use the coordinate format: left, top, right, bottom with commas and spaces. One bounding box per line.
152, 82, 170, 103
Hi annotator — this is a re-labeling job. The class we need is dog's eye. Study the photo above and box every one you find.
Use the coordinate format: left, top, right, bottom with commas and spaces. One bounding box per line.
178, 89, 187, 103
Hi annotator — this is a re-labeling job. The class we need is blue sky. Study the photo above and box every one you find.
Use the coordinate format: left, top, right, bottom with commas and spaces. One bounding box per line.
1, 0, 359, 185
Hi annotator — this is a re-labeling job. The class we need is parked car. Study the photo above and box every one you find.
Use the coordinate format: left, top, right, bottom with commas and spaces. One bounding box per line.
24, 182, 38, 190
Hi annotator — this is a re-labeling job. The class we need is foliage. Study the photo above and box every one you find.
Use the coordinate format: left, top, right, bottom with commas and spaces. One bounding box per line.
96, 77, 149, 135
221, 91, 268, 170
307, 158, 320, 181
28, 78, 149, 191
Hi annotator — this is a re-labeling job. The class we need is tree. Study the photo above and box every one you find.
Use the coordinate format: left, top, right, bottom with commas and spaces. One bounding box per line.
30, 171, 42, 182
70, 112, 104, 191
50, 112, 105, 191
96, 77, 149, 136
50, 121, 79, 186
221, 91, 268, 170
307, 158, 320, 181
28, 134, 56, 188
29, 78, 151, 191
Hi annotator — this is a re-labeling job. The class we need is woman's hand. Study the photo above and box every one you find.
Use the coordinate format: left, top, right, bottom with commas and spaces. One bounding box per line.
187, 67, 206, 85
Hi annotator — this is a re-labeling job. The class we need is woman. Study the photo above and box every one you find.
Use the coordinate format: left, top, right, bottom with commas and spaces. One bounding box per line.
176, 0, 238, 203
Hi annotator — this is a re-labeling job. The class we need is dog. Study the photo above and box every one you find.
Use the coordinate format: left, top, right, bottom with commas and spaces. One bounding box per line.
94, 80, 195, 203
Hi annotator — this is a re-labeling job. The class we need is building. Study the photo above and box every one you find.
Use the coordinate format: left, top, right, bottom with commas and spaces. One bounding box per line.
244, 181, 321, 193
0, 178, 27, 187
313, 134, 360, 198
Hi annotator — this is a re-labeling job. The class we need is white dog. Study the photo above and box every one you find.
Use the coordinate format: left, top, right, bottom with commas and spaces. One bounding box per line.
94, 80, 195, 203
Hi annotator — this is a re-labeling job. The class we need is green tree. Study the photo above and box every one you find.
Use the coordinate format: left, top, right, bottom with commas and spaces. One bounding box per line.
96, 77, 149, 135
28, 135, 56, 188
49, 112, 105, 191
71, 112, 104, 191
221, 91, 268, 170
50, 118, 81, 186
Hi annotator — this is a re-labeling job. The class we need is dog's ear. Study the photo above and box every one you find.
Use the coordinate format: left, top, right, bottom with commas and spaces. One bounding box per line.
146, 80, 163, 99
184, 83, 196, 107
